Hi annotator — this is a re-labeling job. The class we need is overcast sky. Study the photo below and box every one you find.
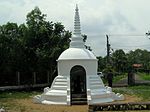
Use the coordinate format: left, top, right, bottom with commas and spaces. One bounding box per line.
0, 0, 150, 56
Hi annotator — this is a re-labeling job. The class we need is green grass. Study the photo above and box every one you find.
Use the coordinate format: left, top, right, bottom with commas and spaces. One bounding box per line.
113, 85, 150, 101
138, 73, 150, 80
129, 85, 150, 101
113, 73, 127, 83
0, 91, 41, 99
0, 91, 42, 111
102, 73, 127, 84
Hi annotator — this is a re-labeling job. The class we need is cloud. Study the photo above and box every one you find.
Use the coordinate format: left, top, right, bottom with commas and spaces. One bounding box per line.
0, 0, 150, 56
0, 0, 35, 24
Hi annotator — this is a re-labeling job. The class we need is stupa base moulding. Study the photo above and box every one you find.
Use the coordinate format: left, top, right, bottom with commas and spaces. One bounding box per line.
33, 75, 124, 105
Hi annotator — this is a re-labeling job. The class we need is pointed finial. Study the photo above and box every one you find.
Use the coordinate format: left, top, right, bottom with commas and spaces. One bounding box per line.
70, 4, 85, 48
76, 4, 78, 11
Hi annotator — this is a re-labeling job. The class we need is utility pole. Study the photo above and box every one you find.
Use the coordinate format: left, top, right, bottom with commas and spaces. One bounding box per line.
106, 35, 110, 65
146, 31, 150, 39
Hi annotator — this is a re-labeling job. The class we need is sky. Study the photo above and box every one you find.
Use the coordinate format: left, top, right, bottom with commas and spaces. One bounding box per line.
0, 0, 150, 56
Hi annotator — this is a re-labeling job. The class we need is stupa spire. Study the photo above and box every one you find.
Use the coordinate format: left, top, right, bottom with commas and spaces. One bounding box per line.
70, 4, 85, 48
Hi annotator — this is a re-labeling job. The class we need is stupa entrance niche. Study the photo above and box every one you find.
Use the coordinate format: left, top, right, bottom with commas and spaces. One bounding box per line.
70, 65, 87, 104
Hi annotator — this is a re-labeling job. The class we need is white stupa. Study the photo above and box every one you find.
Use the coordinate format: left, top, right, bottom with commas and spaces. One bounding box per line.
33, 5, 124, 105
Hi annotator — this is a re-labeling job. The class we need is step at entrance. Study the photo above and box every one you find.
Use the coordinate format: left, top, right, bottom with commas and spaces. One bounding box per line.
71, 93, 87, 105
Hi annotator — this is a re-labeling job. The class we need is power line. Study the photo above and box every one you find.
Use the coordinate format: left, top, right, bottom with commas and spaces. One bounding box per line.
106, 35, 111, 64
112, 47, 150, 51
109, 34, 146, 37
86, 34, 149, 38
111, 44, 150, 48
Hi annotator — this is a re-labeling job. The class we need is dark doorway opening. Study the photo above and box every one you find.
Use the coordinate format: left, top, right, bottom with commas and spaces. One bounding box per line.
70, 65, 87, 105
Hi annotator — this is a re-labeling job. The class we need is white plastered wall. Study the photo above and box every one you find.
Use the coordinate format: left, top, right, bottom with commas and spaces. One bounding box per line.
57, 59, 98, 76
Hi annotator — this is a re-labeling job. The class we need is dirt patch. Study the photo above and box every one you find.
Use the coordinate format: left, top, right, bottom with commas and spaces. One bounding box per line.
8, 94, 141, 112
117, 94, 141, 103
14, 99, 87, 112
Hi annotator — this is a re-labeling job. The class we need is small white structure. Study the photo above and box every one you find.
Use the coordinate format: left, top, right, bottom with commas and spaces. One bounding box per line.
33, 5, 124, 105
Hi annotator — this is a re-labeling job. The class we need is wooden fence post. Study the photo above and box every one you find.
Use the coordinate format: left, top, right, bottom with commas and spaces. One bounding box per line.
33, 72, 36, 85
17, 71, 20, 85
128, 72, 135, 85
47, 71, 50, 84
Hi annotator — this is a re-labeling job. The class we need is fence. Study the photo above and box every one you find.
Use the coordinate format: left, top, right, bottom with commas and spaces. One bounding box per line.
0, 71, 56, 89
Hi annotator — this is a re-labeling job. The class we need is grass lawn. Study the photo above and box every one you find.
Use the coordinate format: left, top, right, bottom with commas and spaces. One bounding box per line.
102, 73, 127, 85
113, 85, 150, 101
0, 85, 150, 112
138, 72, 150, 80
0, 91, 41, 112
113, 73, 127, 83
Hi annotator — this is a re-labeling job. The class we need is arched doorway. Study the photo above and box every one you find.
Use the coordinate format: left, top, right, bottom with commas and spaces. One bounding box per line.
70, 65, 87, 104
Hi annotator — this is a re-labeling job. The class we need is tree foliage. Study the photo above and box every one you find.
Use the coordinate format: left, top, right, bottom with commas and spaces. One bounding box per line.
0, 7, 71, 85
97, 49, 150, 74
111, 49, 127, 73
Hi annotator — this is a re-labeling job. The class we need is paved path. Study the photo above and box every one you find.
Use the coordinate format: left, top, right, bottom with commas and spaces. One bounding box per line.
112, 74, 150, 87
135, 74, 150, 84
112, 77, 128, 87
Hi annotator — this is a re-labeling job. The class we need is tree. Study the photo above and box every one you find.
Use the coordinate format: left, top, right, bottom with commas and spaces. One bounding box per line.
111, 49, 127, 73
82, 34, 92, 51
0, 22, 25, 85
0, 6, 71, 86
127, 49, 150, 72
97, 56, 107, 71
25, 6, 71, 76
0, 22, 20, 72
